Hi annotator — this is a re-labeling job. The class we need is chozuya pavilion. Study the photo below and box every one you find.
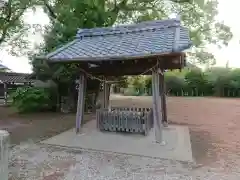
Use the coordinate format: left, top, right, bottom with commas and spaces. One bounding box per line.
38, 18, 192, 144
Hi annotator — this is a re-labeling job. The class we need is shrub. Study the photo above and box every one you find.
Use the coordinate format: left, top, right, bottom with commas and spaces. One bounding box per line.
184, 69, 214, 96
123, 85, 139, 96
127, 76, 145, 95
118, 67, 240, 97
144, 76, 152, 95
11, 87, 55, 113
165, 74, 186, 95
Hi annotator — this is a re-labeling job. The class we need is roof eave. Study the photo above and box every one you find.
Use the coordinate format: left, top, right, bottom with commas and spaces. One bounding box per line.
41, 51, 187, 63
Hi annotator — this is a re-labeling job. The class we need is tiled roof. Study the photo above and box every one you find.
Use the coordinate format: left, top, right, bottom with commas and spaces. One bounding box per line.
0, 64, 9, 70
0, 72, 33, 83
43, 19, 192, 62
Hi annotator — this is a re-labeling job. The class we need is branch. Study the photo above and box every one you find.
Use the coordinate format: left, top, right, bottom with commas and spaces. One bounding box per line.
107, 0, 128, 25
115, 0, 156, 12
0, 10, 26, 44
0, 0, 30, 44
43, 0, 65, 25
0, 27, 29, 50
43, 0, 57, 19
0, 0, 13, 44
5, 0, 12, 22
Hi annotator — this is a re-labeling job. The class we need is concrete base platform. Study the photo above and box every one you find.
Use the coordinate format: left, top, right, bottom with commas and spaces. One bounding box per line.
41, 121, 193, 162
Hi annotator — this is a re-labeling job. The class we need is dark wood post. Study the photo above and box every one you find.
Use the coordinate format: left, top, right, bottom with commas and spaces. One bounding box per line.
151, 67, 163, 143
75, 73, 86, 133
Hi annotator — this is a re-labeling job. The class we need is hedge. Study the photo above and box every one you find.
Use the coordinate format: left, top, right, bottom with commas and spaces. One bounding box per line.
121, 67, 240, 97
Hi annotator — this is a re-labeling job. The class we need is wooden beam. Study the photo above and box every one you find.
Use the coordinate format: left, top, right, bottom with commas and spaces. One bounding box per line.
85, 61, 183, 76
75, 73, 86, 133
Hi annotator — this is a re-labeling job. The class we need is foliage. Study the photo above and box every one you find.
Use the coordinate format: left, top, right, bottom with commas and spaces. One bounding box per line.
174, 0, 233, 66
31, 0, 233, 83
184, 69, 213, 95
0, 0, 44, 55
0, 0, 233, 79
165, 74, 186, 94
144, 76, 152, 95
127, 76, 146, 95
121, 67, 240, 98
1, 0, 233, 111
123, 85, 139, 96
10, 86, 56, 113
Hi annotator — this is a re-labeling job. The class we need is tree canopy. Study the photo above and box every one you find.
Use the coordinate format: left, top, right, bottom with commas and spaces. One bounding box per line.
0, 0, 234, 112
0, 0, 233, 73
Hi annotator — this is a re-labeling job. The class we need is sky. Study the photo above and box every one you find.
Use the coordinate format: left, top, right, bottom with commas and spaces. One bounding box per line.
0, 0, 240, 73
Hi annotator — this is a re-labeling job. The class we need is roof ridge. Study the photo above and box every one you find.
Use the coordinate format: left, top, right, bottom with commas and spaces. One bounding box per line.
0, 63, 9, 69
76, 19, 180, 38
0, 72, 30, 75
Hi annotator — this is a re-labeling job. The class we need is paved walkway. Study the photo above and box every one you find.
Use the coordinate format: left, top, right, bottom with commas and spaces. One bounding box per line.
41, 120, 193, 162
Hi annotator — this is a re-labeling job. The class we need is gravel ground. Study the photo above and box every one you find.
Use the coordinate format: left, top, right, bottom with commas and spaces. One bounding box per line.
9, 143, 240, 180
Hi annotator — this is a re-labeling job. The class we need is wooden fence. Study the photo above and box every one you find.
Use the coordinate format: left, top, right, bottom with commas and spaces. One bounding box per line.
117, 87, 240, 98
0, 84, 29, 104
96, 107, 153, 135
167, 88, 240, 97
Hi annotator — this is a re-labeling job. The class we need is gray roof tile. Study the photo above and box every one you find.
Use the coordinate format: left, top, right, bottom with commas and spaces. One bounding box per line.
45, 19, 192, 62
0, 64, 9, 70
0, 72, 33, 83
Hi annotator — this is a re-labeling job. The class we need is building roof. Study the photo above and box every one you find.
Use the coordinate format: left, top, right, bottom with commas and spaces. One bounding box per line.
0, 72, 33, 83
40, 19, 192, 63
0, 63, 10, 70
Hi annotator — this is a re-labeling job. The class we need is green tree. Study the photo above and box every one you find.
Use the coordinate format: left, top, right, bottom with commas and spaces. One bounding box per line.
165, 74, 186, 95
33, 0, 232, 77
28, 0, 233, 107
176, 0, 233, 66
0, 0, 44, 56
0, 0, 233, 64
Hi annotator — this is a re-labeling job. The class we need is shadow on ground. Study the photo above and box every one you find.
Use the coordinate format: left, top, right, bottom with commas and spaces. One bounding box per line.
0, 106, 94, 146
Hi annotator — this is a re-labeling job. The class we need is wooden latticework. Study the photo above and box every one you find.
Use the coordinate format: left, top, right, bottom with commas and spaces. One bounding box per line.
97, 107, 153, 135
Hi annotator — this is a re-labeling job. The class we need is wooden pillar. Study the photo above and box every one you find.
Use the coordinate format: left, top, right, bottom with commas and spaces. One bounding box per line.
75, 73, 86, 133
3, 83, 7, 105
151, 68, 163, 143
0, 130, 9, 180
159, 72, 168, 126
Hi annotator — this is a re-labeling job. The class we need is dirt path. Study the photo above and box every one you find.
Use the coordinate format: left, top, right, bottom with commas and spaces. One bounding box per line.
111, 96, 240, 168
2, 95, 240, 168
3, 95, 240, 179
0, 106, 94, 146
